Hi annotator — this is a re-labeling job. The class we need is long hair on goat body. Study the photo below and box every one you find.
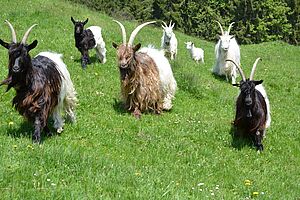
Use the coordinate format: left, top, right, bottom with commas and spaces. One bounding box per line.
120, 50, 163, 113
0, 20, 77, 143
12, 55, 62, 122
112, 20, 166, 117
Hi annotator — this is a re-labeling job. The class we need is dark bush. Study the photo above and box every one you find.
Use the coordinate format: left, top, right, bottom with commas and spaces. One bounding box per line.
68, 0, 299, 45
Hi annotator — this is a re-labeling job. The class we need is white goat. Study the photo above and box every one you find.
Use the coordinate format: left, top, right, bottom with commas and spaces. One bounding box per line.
185, 41, 204, 63
212, 21, 240, 84
161, 21, 178, 60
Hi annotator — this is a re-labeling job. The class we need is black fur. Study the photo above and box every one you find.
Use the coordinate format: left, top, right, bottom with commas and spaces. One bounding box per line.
71, 17, 96, 69
234, 79, 267, 151
0, 39, 62, 143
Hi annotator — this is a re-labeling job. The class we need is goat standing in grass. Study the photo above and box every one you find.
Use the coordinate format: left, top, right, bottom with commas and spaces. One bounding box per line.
227, 58, 271, 151
112, 20, 177, 119
185, 41, 204, 63
213, 21, 240, 84
0, 20, 77, 143
71, 17, 106, 69
161, 21, 178, 60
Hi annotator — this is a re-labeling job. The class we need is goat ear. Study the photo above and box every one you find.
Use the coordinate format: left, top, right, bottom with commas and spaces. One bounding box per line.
84, 18, 89, 25
27, 40, 38, 51
230, 35, 235, 39
71, 17, 76, 24
0, 39, 10, 49
133, 43, 141, 52
112, 42, 118, 49
254, 80, 263, 85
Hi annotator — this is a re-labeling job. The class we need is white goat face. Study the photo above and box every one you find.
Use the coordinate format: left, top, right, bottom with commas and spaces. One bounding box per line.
164, 27, 173, 39
219, 35, 234, 51
185, 41, 193, 50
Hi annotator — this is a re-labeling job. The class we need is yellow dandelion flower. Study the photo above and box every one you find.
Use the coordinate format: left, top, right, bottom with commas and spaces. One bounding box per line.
27, 144, 34, 150
252, 191, 259, 196
135, 172, 141, 176
8, 121, 14, 126
13, 145, 17, 148
244, 179, 252, 186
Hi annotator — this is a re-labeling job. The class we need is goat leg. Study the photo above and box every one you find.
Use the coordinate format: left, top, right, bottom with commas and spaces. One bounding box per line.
33, 118, 42, 144
44, 125, 53, 137
133, 108, 141, 119
254, 130, 264, 151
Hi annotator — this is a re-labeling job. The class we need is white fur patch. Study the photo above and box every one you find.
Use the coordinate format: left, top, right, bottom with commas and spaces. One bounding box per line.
35, 52, 77, 131
255, 84, 271, 128
139, 46, 177, 110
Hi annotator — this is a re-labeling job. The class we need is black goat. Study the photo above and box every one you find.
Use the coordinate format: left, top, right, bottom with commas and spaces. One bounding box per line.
71, 17, 107, 69
0, 20, 77, 143
226, 58, 271, 151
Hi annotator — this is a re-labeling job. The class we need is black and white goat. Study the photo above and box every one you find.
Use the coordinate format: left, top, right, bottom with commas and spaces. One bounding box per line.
226, 58, 271, 151
71, 17, 107, 68
0, 20, 77, 143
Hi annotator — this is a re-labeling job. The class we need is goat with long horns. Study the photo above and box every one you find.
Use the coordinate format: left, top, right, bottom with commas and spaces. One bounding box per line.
226, 58, 271, 151
213, 21, 241, 84
112, 20, 177, 119
0, 20, 77, 143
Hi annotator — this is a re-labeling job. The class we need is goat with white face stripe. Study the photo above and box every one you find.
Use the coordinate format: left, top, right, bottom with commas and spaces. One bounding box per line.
161, 21, 178, 60
212, 21, 240, 84
0, 20, 77, 143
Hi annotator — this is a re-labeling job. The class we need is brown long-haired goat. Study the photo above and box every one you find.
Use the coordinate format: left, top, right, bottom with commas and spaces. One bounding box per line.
112, 20, 177, 118
226, 58, 271, 151
0, 20, 77, 143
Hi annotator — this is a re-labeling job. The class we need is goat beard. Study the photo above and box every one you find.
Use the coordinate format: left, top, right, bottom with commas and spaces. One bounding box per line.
246, 109, 252, 118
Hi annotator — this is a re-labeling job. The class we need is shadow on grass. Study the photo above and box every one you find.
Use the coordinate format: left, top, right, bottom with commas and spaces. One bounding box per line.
211, 73, 228, 83
229, 126, 254, 150
112, 98, 128, 115
6, 121, 59, 143
73, 55, 100, 65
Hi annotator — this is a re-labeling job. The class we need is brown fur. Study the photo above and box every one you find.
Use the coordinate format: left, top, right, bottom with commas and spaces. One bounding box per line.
115, 44, 163, 116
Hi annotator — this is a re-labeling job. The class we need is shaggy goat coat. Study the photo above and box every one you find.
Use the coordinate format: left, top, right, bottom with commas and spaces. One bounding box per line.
10, 52, 77, 133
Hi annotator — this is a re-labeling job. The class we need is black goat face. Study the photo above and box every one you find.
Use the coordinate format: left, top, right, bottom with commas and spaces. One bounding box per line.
6, 41, 37, 74
71, 17, 88, 34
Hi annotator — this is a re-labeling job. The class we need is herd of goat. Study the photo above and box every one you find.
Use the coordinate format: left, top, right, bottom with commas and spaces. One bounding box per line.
0, 18, 271, 151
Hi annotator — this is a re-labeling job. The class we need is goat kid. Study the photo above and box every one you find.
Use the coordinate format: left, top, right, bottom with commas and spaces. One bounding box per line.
0, 20, 77, 143
161, 21, 178, 60
213, 21, 240, 84
112, 20, 177, 118
227, 58, 271, 151
185, 41, 204, 63
71, 17, 106, 69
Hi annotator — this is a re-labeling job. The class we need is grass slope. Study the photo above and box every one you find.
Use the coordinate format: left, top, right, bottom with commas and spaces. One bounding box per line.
0, 0, 299, 199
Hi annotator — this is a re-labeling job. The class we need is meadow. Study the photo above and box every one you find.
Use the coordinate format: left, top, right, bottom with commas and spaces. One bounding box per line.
0, 0, 299, 199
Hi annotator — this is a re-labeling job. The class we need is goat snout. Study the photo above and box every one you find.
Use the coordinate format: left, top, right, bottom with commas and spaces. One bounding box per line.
12, 65, 20, 73
245, 96, 252, 106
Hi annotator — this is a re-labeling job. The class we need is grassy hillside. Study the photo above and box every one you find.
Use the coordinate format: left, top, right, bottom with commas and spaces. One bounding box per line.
0, 0, 299, 199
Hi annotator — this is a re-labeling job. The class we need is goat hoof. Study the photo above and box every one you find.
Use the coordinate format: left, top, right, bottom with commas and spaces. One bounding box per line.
133, 110, 141, 119
257, 145, 264, 152
32, 136, 41, 144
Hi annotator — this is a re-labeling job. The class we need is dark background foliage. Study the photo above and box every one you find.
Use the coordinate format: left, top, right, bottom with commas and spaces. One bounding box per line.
68, 0, 299, 45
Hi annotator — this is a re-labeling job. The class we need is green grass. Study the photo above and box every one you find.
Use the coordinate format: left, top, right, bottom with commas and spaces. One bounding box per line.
0, 0, 299, 199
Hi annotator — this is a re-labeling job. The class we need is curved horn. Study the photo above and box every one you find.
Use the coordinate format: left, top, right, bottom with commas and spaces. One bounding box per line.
113, 20, 127, 44
226, 59, 246, 82
215, 20, 224, 35
5, 20, 17, 43
249, 57, 261, 80
128, 21, 156, 46
21, 24, 37, 44
162, 21, 167, 28
227, 22, 235, 34
169, 20, 172, 27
